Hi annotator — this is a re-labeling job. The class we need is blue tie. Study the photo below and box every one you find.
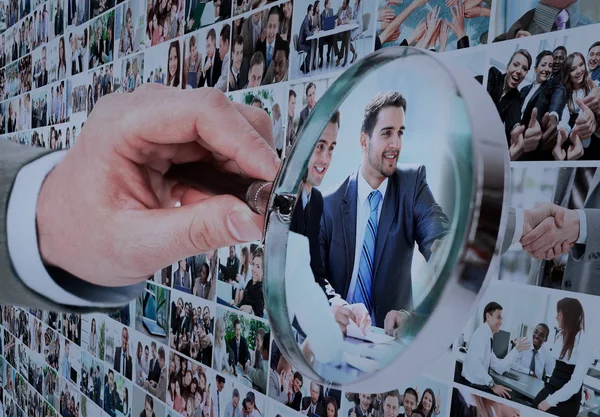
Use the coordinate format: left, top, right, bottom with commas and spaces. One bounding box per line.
352, 190, 382, 314
267, 44, 272, 68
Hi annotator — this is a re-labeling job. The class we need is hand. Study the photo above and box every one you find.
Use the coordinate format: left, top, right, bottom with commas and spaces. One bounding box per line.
378, 7, 395, 23
464, 6, 490, 18
509, 124, 525, 160
523, 108, 542, 152
204, 58, 212, 74
412, 0, 431, 8
330, 305, 357, 335
552, 127, 569, 160
36, 85, 279, 288
491, 384, 512, 399
513, 337, 531, 352
239, 305, 253, 314
349, 303, 371, 334
439, 20, 449, 52
383, 310, 411, 337
447, 1, 466, 39
540, 112, 559, 151
408, 19, 427, 46
538, 400, 551, 412
187, 18, 194, 30
515, 30, 531, 38
521, 203, 579, 259
427, 19, 442, 49
383, 27, 401, 43
574, 98, 597, 138
567, 128, 584, 160
435, 390, 441, 414
582, 75, 600, 115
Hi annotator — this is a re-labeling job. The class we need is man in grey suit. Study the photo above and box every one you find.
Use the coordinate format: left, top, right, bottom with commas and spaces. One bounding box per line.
319, 92, 449, 329
296, 82, 316, 137
500, 169, 600, 295
0, 84, 279, 312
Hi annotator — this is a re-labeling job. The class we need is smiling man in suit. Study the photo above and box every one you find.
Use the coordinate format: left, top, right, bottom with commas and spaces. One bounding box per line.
319, 91, 449, 329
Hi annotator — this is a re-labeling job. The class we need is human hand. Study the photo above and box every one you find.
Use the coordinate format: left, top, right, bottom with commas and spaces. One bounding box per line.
408, 19, 427, 46
239, 305, 253, 314
538, 400, 551, 412
378, 7, 395, 23
523, 108, 542, 152
509, 124, 525, 160
567, 128, 584, 160
36, 85, 279, 288
447, 1, 466, 39
435, 390, 441, 414
427, 19, 442, 49
513, 337, 531, 352
574, 98, 597, 138
582, 76, 600, 115
540, 112, 558, 151
349, 304, 371, 334
384, 27, 401, 43
330, 305, 357, 335
438, 20, 450, 52
552, 127, 569, 160
383, 310, 411, 337
521, 203, 579, 259
491, 384, 512, 399
515, 30, 531, 38
464, 6, 490, 18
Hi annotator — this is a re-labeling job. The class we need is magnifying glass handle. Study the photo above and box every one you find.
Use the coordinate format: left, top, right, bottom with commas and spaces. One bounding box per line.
164, 162, 273, 216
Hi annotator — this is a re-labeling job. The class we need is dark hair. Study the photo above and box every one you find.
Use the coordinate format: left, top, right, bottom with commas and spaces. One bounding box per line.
589, 41, 600, 52
233, 319, 241, 327
158, 346, 165, 361
329, 110, 340, 127
233, 35, 244, 50
404, 387, 418, 402
536, 323, 550, 341
274, 36, 290, 60
535, 50, 553, 68
289, 89, 297, 99
507, 48, 532, 70
293, 371, 303, 384
383, 390, 401, 406
166, 40, 181, 87
562, 52, 591, 111
252, 246, 264, 259
262, 332, 270, 353
483, 301, 502, 323
416, 388, 436, 417
145, 394, 153, 409
232, 388, 239, 398
305, 82, 315, 96
249, 51, 265, 71
216, 375, 225, 384
554, 45, 567, 55
268, 5, 282, 22
220, 24, 230, 44
251, 97, 263, 107
207, 28, 216, 42
361, 92, 407, 137
557, 297, 584, 361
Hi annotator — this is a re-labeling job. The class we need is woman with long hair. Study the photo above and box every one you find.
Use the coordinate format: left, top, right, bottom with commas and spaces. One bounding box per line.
235, 247, 265, 317
58, 37, 67, 79
234, 246, 251, 304
532, 297, 593, 416
325, 397, 338, 417
415, 388, 440, 417
166, 40, 180, 87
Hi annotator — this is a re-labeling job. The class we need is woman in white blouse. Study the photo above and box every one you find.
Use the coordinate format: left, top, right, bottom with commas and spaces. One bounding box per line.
88, 318, 97, 357
234, 246, 252, 304
212, 317, 229, 373
532, 297, 593, 416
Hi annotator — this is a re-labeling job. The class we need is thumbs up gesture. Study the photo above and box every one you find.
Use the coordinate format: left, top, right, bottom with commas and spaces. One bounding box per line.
509, 124, 526, 160
567, 127, 584, 160
552, 127, 569, 160
575, 98, 598, 138
582, 75, 600, 115
541, 111, 559, 150
523, 108, 542, 152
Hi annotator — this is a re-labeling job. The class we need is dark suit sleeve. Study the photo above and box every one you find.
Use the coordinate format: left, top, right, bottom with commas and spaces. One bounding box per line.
457, 36, 470, 49
550, 83, 567, 118
413, 165, 450, 261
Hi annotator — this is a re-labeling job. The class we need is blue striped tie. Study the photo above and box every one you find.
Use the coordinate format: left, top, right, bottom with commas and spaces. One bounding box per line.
352, 190, 382, 313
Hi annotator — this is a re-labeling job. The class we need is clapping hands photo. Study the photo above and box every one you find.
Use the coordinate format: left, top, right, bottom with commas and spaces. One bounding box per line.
519, 203, 580, 260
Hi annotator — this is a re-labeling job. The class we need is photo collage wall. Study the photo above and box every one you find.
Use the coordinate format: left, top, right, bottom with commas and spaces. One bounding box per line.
1, 1, 600, 417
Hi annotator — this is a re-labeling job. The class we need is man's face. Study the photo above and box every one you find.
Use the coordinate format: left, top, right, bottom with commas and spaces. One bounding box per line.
232, 396, 239, 408
553, 49, 566, 74
266, 13, 280, 44
248, 63, 264, 87
288, 94, 296, 117
177, 299, 183, 313
121, 328, 128, 350
203, 309, 209, 323
310, 383, 320, 403
306, 122, 337, 187
232, 42, 243, 70
363, 106, 403, 179
234, 323, 241, 339
273, 50, 287, 82
108, 373, 114, 388
384, 396, 399, 417
179, 259, 186, 270
219, 37, 228, 61
145, 348, 150, 360
403, 393, 417, 417
486, 308, 503, 333
206, 37, 215, 58
292, 377, 301, 392
359, 394, 370, 411
532, 325, 548, 351
588, 45, 600, 72
307, 86, 316, 108
229, 246, 235, 258
535, 55, 554, 83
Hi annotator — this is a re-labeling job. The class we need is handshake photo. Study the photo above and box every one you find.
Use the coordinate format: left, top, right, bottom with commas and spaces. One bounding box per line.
513, 202, 582, 261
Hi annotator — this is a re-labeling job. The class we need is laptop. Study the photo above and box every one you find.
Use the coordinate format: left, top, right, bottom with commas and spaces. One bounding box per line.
323, 15, 336, 31
142, 289, 167, 337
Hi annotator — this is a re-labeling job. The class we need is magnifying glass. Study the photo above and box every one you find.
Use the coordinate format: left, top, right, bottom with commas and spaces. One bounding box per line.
167, 46, 509, 392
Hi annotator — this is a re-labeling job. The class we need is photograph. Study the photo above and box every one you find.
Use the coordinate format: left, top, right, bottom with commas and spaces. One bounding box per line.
80, 350, 106, 408
32, 3, 50, 50
49, 0, 66, 40
105, 322, 133, 381
88, 11, 115, 70
142, 37, 180, 86
183, 0, 229, 34
115, 51, 144, 92
492, 0, 600, 42
68, 72, 90, 117
89, 63, 115, 109
68, 22, 91, 75
58, 376, 81, 417
485, 25, 600, 161
132, 386, 164, 417
135, 281, 170, 343
181, 23, 229, 91
68, 0, 90, 27
42, 364, 59, 410
131, 330, 167, 402
101, 367, 133, 417
59, 313, 81, 346
454, 282, 600, 416
31, 86, 49, 128
145, 0, 185, 47
43, 324, 60, 371
451, 387, 523, 417
81, 314, 106, 360
115, 0, 146, 56
170, 250, 218, 300
59, 335, 81, 386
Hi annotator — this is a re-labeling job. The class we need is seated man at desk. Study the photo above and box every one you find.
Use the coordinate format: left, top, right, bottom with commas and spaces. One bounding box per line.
511, 323, 556, 380
461, 302, 531, 399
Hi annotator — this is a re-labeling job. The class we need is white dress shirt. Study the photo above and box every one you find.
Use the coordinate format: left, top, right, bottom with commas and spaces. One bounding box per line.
346, 170, 388, 310
461, 322, 520, 386
7, 150, 142, 307
545, 330, 593, 407
512, 208, 587, 247
512, 345, 555, 379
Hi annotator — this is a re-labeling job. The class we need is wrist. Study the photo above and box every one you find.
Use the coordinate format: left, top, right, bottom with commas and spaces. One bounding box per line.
36, 165, 62, 269
565, 209, 581, 243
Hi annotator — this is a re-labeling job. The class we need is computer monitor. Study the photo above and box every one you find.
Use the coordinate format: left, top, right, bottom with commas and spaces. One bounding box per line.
492, 329, 511, 359
144, 290, 157, 321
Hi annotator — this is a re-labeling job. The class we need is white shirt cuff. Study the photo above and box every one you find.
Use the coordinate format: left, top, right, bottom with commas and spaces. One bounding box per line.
513, 208, 525, 245
7, 150, 133, 308
549, 111, 560, 122
575, 209, 587, 244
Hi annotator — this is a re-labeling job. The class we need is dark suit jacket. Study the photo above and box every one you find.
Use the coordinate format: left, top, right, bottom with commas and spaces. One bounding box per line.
298, 15, 312, 49
255, 34, 283, 73
113, 347, 133, 379
296, 106, 310, 136
227, 336, 250, 367
230, 59, 249, 91
38, 70, 48, 87
487, 66, 522, 143
319, 166, 449, 326
287, 391, 302, 411
493, 9, 535, 42
55, 9, 64, 36
199, 51, 223, 88
302, 398, 326, 417
148, 358, 161, 383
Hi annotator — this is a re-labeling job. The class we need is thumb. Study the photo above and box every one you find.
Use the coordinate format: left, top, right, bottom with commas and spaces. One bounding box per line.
131, 195, 263, 269
529, 108, 538, 128
553, 207, 565, 228
558, 127, 568, 144
576, 97, 590, 113
587, 75, 596, 91
542, 111, 550, 127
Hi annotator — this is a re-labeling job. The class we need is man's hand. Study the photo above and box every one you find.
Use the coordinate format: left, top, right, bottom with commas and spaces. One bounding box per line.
567, 128, 584, 160
447, 1, 466, 40
574, 98, 597, 138
513, 337, 531, 352
378, 7, 395, 23
521, 203, 579, 260
509, 124, 525, 160
582, 76, 600, 115
36, 85, 280, 288
552, 127, 569, 160
491, 384, 512, 399
523, 108, 542, 152
383, 310, 411, 337
348, 303, 371, 334
330, 305, 356, 335
464, 6, 490, 18
538, 400, 551, 412
541, 112, 558, 151
515, 30, 531, 38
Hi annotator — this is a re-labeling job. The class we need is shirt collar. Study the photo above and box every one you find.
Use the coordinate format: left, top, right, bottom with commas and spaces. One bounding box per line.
483, 322, 493, 339
302, 187, 311, 208
357, 168, 388, 208
533, 1, 581, 32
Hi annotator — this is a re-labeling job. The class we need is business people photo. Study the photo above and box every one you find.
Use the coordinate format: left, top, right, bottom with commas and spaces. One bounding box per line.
450, 387, 522, 417
499, 166, 600, 297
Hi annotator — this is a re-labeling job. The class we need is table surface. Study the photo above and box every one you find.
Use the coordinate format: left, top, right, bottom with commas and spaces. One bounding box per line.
307, 23, 359, 41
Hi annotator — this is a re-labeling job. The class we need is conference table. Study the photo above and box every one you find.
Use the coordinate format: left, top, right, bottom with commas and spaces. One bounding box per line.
305, 23, 360, 70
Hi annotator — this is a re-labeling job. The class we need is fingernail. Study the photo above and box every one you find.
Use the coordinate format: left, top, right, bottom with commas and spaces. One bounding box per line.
227, 211, 262, 242
271, 152, 282, 175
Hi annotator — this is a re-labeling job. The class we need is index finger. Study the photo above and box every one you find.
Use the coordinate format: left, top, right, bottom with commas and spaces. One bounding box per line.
110, 85, 280, 182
